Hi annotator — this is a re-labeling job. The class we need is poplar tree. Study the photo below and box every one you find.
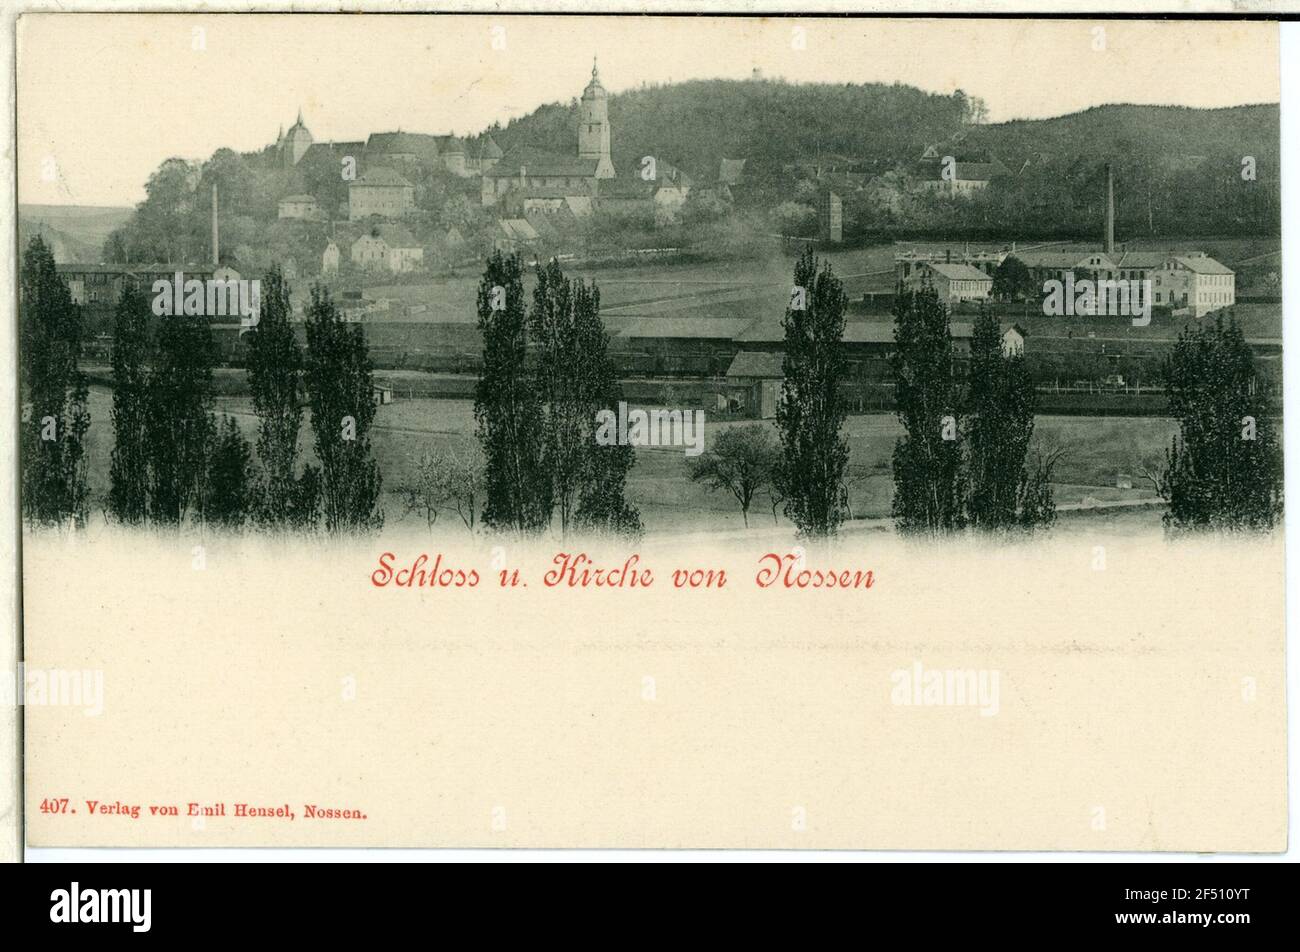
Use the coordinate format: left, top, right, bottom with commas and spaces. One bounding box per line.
203, 415, 253, 529
1161, 315, 1282, 532
474, 252, 550, 534
965, 309, 1053, 532
890, 286, 965, 534
107, 284, 152, 525
303, 285, 383, 534
572, 275, 641, 537
19, 235, 90, 528
146, 306, 217, 525
530, 260, 586, 534
248, 267, 319, 529
775, 247, 849, 537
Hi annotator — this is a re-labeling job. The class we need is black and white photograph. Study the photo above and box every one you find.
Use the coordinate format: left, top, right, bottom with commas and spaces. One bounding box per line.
3, 3, 1297, 903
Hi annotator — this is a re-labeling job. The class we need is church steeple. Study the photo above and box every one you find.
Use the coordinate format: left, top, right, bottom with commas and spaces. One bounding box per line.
578, 60, 614, 179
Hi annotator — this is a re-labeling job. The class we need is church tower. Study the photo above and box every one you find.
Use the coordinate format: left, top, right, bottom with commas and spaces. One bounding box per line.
578, 59, 615, 179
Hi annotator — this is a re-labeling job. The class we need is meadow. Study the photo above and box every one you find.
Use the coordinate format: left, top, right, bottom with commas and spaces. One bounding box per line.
79, 386, 1172, 535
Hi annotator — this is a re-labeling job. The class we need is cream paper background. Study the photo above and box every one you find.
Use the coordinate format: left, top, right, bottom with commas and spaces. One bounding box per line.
22, 530, 1286, 850
7, 11, 1288, 852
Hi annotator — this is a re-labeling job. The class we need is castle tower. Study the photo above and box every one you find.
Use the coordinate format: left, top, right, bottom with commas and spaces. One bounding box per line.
281, 109, 314, 167
578, 59, 615, 179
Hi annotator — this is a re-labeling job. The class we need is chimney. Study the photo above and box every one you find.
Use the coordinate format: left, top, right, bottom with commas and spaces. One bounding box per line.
1104, 162, 1115, 256
211, 181, 220, 266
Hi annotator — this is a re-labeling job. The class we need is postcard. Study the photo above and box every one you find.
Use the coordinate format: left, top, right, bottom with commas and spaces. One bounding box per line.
13, 12, 1285, 851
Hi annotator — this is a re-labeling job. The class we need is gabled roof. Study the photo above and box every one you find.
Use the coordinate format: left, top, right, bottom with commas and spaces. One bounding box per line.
279, 194, 317, 204
1172, 255, 1234, 275
1111, 251, 1173, 269
726, 351, 784, 379
351, 167, 413, 188
736, 319, 974, 344
354, 224, 419, 248
924, 262, 991, 282
519, 183, 594, 199
616, 317, 752, 340
301, 141, 365, 163
498, 218, 539, 241
364, 132, 442, 157
1016, 251, 1116, 270
719, 158, 746, 185
485, 147, 601, 180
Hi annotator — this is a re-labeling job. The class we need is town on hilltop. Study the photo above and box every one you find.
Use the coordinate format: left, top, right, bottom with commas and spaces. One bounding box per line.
18, 44, 1283, 538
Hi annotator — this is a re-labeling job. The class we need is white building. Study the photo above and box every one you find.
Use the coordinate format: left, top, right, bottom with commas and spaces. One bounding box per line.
322, 240, 340, 275
1151, 254, 1236, 317
906, 261, 993, 304
350, 226, 424, 274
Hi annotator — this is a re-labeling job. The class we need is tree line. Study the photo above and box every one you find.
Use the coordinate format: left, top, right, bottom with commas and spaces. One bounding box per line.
19, 235, 1282, 538
686, 247, 1281, 537
19, 235, 383, 534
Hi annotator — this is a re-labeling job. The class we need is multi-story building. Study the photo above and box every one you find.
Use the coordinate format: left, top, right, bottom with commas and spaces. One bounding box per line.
348, 168, 415, 221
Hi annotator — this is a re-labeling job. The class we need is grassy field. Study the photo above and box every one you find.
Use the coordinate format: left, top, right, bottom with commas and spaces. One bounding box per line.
349, 234, 1280, 332
80, 386, 1173, 534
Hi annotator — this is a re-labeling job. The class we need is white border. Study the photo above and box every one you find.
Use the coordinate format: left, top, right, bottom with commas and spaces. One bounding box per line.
7, 5, 1296, 864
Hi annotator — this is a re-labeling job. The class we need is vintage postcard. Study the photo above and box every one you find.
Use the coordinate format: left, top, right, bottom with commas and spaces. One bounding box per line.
12, 12, 1286, 851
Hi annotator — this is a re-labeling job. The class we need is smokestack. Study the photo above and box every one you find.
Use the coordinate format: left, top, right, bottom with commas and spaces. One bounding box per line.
1104, 162, 1115, 256
211, 182, 220, 266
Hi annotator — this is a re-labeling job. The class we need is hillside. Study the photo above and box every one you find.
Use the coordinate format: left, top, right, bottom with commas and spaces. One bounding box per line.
19, 204, 134, 262
493, 78, 972, 177
491, 79, 1279, 183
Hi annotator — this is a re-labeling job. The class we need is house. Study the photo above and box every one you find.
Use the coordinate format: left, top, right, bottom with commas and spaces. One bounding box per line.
917, 158, 1006, 195
278, 194, 321, 220
348, 167, 415, 221
482, 149, 605, 207
905, 261, 993, 304
372, 384, 395, 405
597, 163, 693, 225
322, 240, 340, 275
734, 318, 975, 384
492, 218, 540, 254
350, 225, 424, 274
725, 351, 784, 418
1014, 250, 1120, 294
719, 157, 746, 186
1002, 323, 1027, 357
1152, 254, 1235, 317
613, 316, 750, 377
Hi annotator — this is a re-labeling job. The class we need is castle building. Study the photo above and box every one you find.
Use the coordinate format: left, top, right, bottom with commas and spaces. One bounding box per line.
278, 110, 314, 167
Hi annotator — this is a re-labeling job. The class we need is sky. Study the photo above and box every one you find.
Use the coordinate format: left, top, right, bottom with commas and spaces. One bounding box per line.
17, 14, 1280, 207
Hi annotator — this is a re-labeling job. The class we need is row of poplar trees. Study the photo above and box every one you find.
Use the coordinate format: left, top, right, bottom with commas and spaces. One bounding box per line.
764, 248, 1055, 539
474, 252, 641, 537
107, 269, 383, 534
18, 234, 383, 534
782, 244, 1280, 537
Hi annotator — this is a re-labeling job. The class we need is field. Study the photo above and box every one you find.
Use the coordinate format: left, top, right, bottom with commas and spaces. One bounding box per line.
350, 233, 1279, 332
79, 386, 1173, 535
